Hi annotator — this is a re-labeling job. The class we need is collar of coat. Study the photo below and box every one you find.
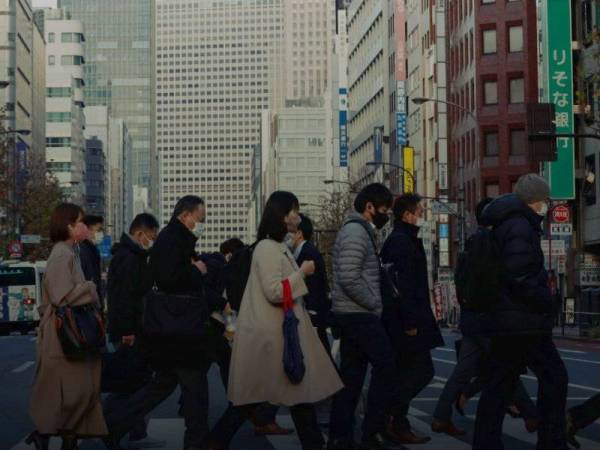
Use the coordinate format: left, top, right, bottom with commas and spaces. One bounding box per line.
393, 220, 420, 239
167, 216, 199, 247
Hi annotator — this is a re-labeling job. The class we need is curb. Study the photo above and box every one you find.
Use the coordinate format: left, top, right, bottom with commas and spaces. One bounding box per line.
553, 334, 600, 344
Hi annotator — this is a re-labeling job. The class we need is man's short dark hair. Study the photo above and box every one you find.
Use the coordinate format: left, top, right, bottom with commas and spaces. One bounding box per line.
82, 215, 104, 227
173, 195, 204, 218
393, 193, 422, 223
130, 213, 160, 234
220, 238, 245, 255
353, 183, 394, 213
298, 213, 314, 242
476, 197, 494, 226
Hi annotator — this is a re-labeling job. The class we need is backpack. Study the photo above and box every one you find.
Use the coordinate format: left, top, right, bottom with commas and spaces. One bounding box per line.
224, 241, 257, 311
454, 228, 502, 312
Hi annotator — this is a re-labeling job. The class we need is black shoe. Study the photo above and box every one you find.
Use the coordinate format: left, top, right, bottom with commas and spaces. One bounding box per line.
360, 433, 408, 450
327, 438, 359, 450
102, 436, 124, 450
25, 431, 49, 450
60, 436, 79, 450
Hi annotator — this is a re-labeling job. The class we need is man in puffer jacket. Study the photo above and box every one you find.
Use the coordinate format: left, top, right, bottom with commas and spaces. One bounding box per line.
328, 183, 405, 450
473, 174, 568, 450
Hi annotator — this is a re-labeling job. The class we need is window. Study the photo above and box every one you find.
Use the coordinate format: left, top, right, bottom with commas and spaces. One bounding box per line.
510, 129, 526, 155
47, 87, 72, 97
47, 112, 72, 122
48, 32, 55, 43
509, 25, 523, 52
482, 29, 496, 54
484, 131, 499, 156
48, 55, 55, 65
509, 78, 525, 103
486, 183, 500, 197
46, 137, 72, 147
61, 55, 84, 66
484, 80, 498, 104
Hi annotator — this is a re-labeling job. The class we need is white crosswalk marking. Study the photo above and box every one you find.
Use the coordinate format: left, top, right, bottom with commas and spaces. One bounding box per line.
11, 361, 34, 373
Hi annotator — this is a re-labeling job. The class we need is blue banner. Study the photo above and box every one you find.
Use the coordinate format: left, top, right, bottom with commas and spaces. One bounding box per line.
15, 141, 28, 200
374, 127, 383, 163
98, 235, 113, 259
396, 112, 407, 146
339, 88, 348, 167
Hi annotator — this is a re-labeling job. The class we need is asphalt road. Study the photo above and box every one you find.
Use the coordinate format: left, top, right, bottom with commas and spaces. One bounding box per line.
1, 330, 599, 449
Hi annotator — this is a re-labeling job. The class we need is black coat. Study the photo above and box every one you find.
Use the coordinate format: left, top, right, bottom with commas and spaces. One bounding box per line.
481, 194, 554, 334
146, 218, 207, 369
106, 233, 152, 339
380, 221, 444, 353
296, 241, 331, 328
197, 251, 228, 312
79, 239, 103, 306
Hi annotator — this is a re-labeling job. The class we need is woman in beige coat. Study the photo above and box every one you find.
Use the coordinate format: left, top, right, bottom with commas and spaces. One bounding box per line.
226, 191, 343, 450
28, 203, 107, 450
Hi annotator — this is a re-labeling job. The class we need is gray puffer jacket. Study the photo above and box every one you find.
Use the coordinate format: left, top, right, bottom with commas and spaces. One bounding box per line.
331, 212, 382, 316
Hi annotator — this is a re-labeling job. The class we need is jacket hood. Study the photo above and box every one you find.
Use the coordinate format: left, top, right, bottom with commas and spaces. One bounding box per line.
111, 233, 147, 257
481, 193, 543, 229
344, 211, 373, 229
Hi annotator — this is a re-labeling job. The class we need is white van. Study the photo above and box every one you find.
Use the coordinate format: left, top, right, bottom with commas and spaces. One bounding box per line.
0, 261, 46, 334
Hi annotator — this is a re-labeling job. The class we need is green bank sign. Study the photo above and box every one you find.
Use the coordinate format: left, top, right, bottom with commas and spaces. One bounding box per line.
542, 0, 575, 199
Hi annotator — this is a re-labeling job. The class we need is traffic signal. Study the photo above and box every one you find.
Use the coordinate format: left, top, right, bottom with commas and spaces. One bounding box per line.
527, 103, 557, 162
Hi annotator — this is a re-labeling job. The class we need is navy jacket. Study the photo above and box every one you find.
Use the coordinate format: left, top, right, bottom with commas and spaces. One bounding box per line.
380, 221, 443, 353
198, 251, 228, 312
106, 233, 152, 339
79, 239, 103, 306
481, 194, 553, 334
295, 241, 331, 328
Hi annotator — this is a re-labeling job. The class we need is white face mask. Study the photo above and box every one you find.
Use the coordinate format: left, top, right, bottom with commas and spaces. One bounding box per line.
537, 203, 549, 217
416, 218, 426, 228
94, 231, 104, 245
192, 222, 205, 238
284, 232, 295, 250
144, 239, 154, 250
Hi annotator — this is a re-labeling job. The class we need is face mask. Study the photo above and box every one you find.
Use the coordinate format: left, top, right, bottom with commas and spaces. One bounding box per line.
71, 222, 88, 243
416, 217, 426, 228
373, 211, 390, 230
284, 232, 295, 250
143, 236, 154, 250
192, 222, 205, 238
537, 203, 549, 217
94, 232, 104, 245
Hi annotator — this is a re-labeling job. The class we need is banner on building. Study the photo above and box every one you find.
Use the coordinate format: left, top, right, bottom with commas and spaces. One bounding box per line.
15, 141, 28, 200
339, 88, 348, 167
542, 0, 575, 199
403, 146, 414, 193
373, 126, 383, 163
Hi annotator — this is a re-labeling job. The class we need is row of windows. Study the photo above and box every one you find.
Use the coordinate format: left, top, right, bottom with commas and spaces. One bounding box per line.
47, 161, 72, 172
47, 112, 71, 122
48, 55, 85, 66
46, 137, 72, 147
482, 25, 523, 55
47, 32, 84, 44
47, 87, 72, 97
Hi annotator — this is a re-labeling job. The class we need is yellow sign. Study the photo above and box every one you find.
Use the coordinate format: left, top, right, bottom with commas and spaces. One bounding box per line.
403, 146, 414, 193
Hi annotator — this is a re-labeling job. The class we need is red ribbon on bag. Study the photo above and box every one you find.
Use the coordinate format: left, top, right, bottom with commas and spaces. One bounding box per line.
282, 279, 294, 312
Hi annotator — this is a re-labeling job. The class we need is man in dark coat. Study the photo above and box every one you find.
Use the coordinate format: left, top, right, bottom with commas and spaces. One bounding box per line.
380, 193, 443, 445
103, 213, 165, 449
473, 174, 568, 450
79, 215, 104, 307
290, 213, 331, 352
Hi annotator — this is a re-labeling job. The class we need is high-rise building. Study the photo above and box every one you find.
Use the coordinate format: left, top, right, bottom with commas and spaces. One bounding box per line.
31, 18, 46, 164
84, 136, 106, 217
42, 8, 86, 205
58, 0, 155, 216
154, 0, 286, 250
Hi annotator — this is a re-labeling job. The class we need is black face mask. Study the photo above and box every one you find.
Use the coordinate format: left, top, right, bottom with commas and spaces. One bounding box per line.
373, 211, 390, 230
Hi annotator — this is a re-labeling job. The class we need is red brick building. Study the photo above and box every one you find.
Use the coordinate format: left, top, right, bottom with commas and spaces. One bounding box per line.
447, 0, 538, 232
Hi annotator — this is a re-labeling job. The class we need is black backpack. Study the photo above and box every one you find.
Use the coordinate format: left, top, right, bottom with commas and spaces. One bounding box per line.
224, 241, 258, 311
454, 228, 502, 312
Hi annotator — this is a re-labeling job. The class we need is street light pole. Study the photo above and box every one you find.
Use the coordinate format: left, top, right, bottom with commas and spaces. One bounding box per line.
366, 161, 416, 193
412, 97, 478, 252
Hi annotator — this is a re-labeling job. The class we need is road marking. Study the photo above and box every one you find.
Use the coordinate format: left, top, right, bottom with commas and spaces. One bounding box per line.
30, 337, 36, 342
561, 356, 600, 365
433, 357, 600, 393
434, 347, 455, 352
11, 361, 34, 373
558, 348, 586, 354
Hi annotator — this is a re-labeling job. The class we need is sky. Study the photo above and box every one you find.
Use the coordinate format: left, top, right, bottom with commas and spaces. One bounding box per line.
32, 0, 57, 7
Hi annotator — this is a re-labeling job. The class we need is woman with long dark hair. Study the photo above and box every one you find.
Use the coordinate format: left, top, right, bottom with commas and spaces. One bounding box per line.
226, 191, 342, 449
28, 203, 107, 450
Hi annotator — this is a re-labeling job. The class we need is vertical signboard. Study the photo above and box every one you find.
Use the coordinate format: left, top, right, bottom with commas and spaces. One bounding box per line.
403, 146, 414, 193
395, 1, 408, 150
339, 88, 348, 167
543, 0, 575, 199
373, 126, 384, 163
15, 141, 28, 201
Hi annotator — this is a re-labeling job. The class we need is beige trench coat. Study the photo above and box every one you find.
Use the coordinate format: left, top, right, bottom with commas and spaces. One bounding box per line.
228, 239, 343, 406
30, 242, 107, 437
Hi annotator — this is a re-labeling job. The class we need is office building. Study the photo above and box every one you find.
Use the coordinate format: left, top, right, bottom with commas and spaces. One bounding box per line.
84, 136, 105, 217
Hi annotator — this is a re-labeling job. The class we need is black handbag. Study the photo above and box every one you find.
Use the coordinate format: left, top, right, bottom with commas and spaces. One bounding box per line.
55, 303, 106, 360
142, 287, 209, 338
101, 345, 152, 394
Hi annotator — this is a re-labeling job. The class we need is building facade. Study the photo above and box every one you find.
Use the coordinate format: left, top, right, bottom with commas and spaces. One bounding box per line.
58, 0, 155, 215
84, 136, 105, 217
154, 0, 286, 250
43, 8, 86, 205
